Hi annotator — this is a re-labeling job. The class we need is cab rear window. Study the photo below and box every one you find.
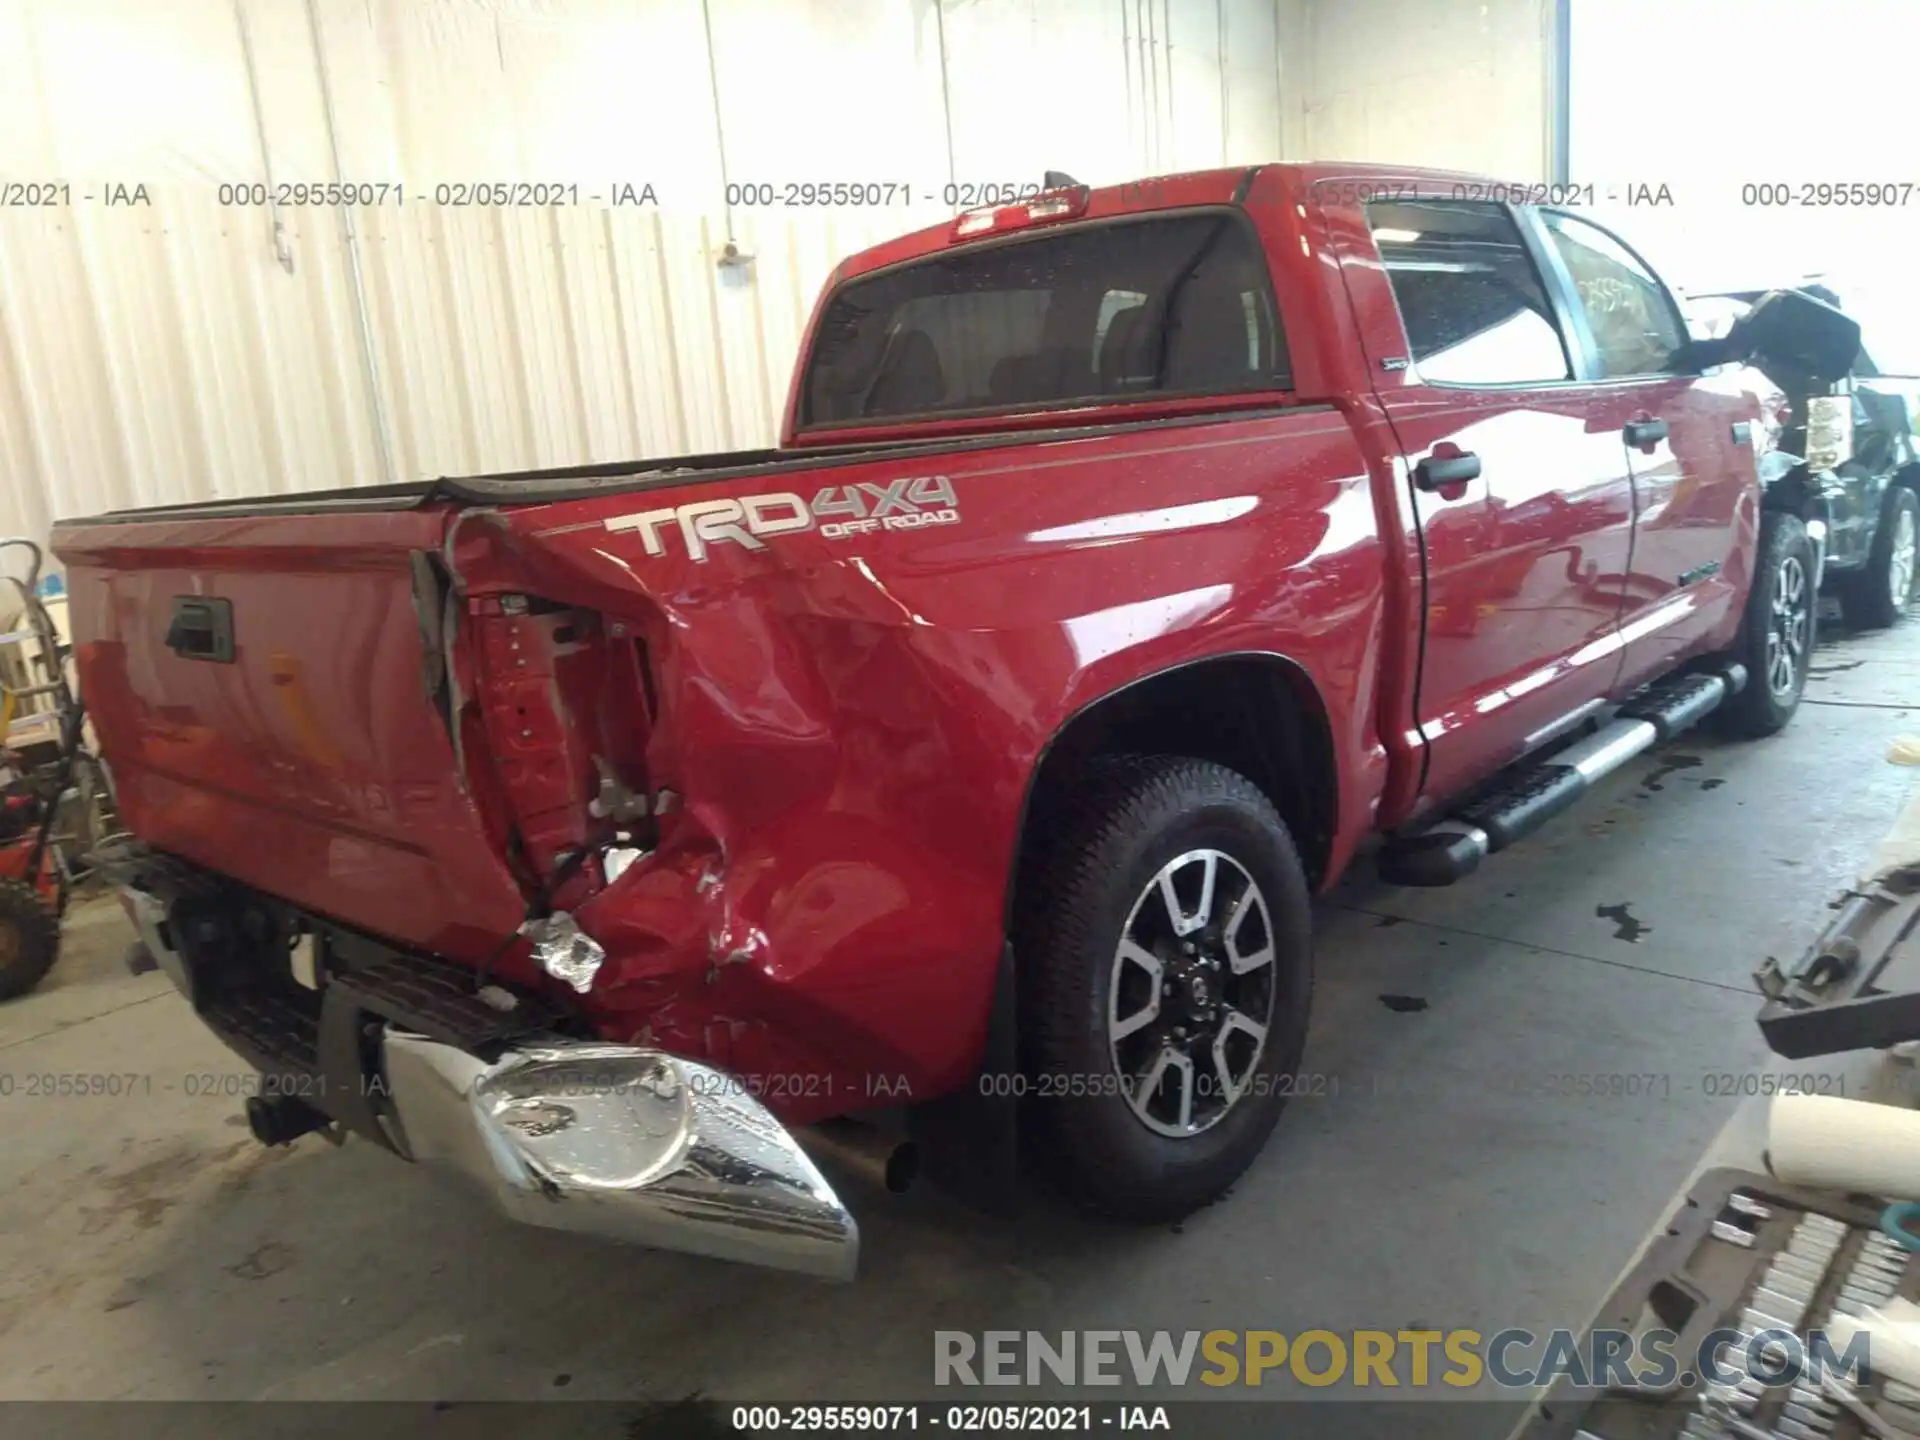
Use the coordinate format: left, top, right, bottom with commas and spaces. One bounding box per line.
800, 210, 1290, 427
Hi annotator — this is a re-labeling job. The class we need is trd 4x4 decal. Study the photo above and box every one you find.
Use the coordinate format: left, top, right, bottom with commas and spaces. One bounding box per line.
604, 476, 960, 562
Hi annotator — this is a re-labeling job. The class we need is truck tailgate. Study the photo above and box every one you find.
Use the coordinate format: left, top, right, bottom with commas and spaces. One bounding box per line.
55, 506, 528, 960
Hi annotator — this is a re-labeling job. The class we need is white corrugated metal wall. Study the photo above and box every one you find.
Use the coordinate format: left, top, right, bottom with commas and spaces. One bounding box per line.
1569, 0, 1920, 301
0, 0, 1293, 549
1283, 0, 1552, 181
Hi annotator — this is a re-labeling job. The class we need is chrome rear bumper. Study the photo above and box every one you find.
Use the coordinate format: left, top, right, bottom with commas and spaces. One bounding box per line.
382, 1031, 860, 1281
97, 849, 857, 1281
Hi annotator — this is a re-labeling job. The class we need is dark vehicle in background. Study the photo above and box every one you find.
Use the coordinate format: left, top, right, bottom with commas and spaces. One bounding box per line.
1694, 286, 1920, 629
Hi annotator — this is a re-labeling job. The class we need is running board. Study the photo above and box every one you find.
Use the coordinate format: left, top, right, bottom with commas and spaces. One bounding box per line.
1378, 665, 1747, 888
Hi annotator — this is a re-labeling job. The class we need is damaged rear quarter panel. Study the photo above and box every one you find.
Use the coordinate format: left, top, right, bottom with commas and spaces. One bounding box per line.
495, 409, 1385, 1122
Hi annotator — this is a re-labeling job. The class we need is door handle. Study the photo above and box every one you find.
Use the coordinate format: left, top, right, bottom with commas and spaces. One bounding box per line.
1413, 451, 1482, 491
1624, 418, 1669, 447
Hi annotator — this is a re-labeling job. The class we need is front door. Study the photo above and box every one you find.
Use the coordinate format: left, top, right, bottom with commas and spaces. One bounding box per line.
1528, 207, 1762, 690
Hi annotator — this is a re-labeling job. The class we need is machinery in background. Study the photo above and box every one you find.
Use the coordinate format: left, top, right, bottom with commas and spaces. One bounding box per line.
1519, 1167, 1920, 1439
0, 538, 112, 1000
1514, 761, 1920, 1438
1756, 743, 1920, 1061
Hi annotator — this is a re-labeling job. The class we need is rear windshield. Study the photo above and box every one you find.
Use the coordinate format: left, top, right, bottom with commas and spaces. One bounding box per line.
799, 210, 1290, 427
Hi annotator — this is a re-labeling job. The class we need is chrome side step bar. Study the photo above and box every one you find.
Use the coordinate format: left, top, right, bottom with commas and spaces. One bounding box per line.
1378, 665, 1747, 888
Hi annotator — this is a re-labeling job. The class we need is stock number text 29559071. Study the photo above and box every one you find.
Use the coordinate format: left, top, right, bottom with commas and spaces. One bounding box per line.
1741, 181, 1920, 206
722, 181, 1051, 208
730, 1405, 1100, 1432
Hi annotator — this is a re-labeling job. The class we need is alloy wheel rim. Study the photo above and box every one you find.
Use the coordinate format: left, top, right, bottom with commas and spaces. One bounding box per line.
1108, 848, 1277, 1138
1765, 554, 1809, 699
1892, 507, 1917, 611
0, 921, 18, 969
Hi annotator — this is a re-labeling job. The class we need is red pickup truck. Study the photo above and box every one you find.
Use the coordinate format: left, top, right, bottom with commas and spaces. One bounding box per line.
55, 164, 1857, 1282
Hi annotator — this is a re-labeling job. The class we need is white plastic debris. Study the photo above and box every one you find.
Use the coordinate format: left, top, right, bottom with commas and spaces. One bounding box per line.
520, 912, 605, 994
1864, 778, 1920, 887
1824, 1297, 1920, 1390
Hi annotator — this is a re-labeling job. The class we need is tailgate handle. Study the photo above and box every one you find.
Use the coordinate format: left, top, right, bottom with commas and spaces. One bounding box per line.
165, 597, 235, 663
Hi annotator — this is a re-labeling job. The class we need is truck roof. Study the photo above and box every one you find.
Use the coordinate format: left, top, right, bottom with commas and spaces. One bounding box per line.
829, 160, 1507, 285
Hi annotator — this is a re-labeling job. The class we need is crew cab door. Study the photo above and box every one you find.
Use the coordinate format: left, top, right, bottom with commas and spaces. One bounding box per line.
1527, 208, 1762, 689
1347, 198, 1636, 804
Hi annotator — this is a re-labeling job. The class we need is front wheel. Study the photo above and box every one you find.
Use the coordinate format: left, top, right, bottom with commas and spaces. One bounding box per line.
1015, 756, 1313, 1222
1717, 511, 1816, 739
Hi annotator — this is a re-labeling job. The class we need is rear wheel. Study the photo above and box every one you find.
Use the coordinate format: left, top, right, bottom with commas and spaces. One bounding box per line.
0, 876, 59, 1001
1840, 486, 1919, 631
1717, 511, 1816, 739
1015, 756, 1313, 1222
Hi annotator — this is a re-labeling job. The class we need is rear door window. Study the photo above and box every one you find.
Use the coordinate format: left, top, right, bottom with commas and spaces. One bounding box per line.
1365, 199, 1572, 385
800, 211, 1291, 426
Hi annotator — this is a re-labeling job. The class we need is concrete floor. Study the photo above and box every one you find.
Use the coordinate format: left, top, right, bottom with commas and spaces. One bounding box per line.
2, 612, 1916, 1423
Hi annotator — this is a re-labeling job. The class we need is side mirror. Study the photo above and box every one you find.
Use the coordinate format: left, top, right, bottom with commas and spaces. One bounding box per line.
1734, 289, 1863, 388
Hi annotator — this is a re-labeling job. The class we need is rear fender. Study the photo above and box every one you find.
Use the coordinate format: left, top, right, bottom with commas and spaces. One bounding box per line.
439, 404, 1388, 1119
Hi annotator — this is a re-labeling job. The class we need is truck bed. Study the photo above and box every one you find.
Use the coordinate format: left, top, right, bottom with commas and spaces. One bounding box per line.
70, 406, 1298, 523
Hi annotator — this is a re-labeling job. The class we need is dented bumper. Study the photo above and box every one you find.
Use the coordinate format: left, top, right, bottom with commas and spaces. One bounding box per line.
383, 1032, 860, 1281
96, 838, 859, 1282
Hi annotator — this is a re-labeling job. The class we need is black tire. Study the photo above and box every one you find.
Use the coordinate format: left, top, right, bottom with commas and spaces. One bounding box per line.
1014, 756, 1313, 1222
1716, 511, 1817, 739
1840, 485, 1919, 631
0, 876, 59, 1001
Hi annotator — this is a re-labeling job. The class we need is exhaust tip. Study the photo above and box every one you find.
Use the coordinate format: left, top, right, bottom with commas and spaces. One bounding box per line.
800, 1120, 920, 1196
245, 1093, 329, 1148
884, 1140, 920, 1194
